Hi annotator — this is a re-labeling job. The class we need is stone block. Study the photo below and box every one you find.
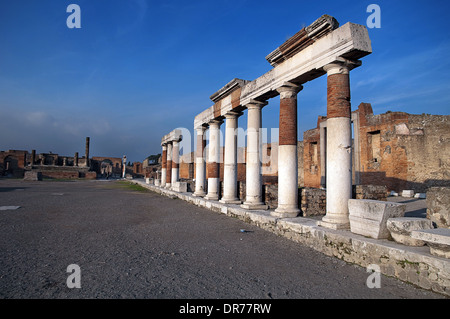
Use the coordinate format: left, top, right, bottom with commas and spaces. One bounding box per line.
386, 217, 434, 246
414, 193, 426, 199
402, 190, 414, 198
411, 228, 450, 258
426, 187, 450, 228
23, 171, 42, 181
348, 199, 406, 239
172, 182, 187, 193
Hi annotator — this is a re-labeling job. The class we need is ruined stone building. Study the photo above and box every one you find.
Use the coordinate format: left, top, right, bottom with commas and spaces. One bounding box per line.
156, 14, 449, 223
0, 137, 129, 180
303, 102, 449, 193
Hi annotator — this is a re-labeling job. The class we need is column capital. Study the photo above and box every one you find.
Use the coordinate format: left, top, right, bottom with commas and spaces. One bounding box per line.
276, 82, 303, 99
162, 144, 167, 150
323, 62, 349, 76
208, 119, 223, 128
224, 111, 243, 119
195, 125, 208, 133
323, 58, 362, 75
245, 99, 268, 110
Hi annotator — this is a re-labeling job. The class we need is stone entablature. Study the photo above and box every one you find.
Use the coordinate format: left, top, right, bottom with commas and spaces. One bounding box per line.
194, 18, 371, 129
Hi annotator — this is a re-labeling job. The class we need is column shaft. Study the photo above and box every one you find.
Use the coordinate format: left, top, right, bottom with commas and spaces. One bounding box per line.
241, 100, 268, 210
165, 143, 172, 188
171, 140, 180, 187
273, 83, 302, 218
193, 127, 207, 196
319, 63, 352, 230
205, 121, 222, 200
220, 112, 241, 204
160, 145, 167, 187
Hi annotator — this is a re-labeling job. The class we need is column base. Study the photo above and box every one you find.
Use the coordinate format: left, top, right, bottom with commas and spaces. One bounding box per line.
271, 207, 300, 218
219, 198, 242, 204
241, 202, 268, 210
165, 183, 171, 189
317, 216, 350, 230
204, 194, 219, 201
192, 191, 206, 197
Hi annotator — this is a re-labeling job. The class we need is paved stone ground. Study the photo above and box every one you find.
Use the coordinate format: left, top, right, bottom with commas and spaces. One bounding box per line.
0, 179, 445, 299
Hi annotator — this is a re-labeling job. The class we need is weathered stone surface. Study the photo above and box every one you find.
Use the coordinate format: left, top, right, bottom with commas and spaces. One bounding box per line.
411, 228, 450, 259
348, 199, 406, 239
23, 171, 42, 181
387, 217, 434, 246
426, 187, 450, 228
402, 190, 414, 198
172, 182, 187, 193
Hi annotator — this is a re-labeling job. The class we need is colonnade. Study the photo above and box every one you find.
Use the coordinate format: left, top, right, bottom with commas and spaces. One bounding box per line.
157, 15, 372, 230
160, 130, 182, 190
183, 62, 353, 230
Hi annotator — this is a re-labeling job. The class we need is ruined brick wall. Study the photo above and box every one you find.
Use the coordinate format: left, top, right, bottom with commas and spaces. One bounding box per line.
303, 128, 321, 188
398, 114, 449, 192
358, 104, 449, 193
0, 150, 28, 177
179, 153, 194, 179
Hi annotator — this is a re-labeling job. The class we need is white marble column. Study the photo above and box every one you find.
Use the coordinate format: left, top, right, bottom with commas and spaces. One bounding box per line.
160, 144, 167, 187
220, 111, 241, 204
241, 100, 268, 210
165, 142, 173, 189
193, 126, 207, 197
171, 140, 180, 187
205, 120, 222, 200
272, 83, 302, 218
319, 63, 352, 230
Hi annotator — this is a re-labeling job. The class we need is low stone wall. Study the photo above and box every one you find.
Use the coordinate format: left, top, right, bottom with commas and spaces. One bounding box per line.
300, 187, 326, 216
355, 185, 388, 201
427, 187, 450, 228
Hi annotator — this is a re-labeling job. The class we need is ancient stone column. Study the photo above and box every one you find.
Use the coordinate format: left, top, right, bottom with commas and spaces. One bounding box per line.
241, 100, 268, 210
31, 150, 36, 166
272, 83, 302, 218
171, 139, 180, 187
193, 127, 207, 197
160, 144, 167, 187
165, 142, 173, 188
319, 63, 352, 230
220, 111, 241, 204
122, 155, 127, 178
74, 152, 79, 167
85, 137, 90, 167
205, 120, 222, 200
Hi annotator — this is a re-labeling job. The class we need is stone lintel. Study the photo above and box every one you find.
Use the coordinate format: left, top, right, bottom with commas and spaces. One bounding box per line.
161, 128, 183, 146
194, 21, 371, 128
210, 78, 249, 103
266, 14, 339, 67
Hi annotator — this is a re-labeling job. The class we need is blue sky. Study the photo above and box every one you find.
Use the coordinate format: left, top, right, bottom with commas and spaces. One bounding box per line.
0, 0, 449, 163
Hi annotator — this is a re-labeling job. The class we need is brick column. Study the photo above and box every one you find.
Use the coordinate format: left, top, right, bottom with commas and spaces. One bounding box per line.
220, 111, 242, 204
171, 139, 180, 188
193, 126, 207, 197
85, 137, 90, 167
241, 100, 268, 210
165, 142, 173, 188
205, 120, 222, 200
160, 144, 167, 187
319, 63, 352, 230
272, 83, 302, 218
